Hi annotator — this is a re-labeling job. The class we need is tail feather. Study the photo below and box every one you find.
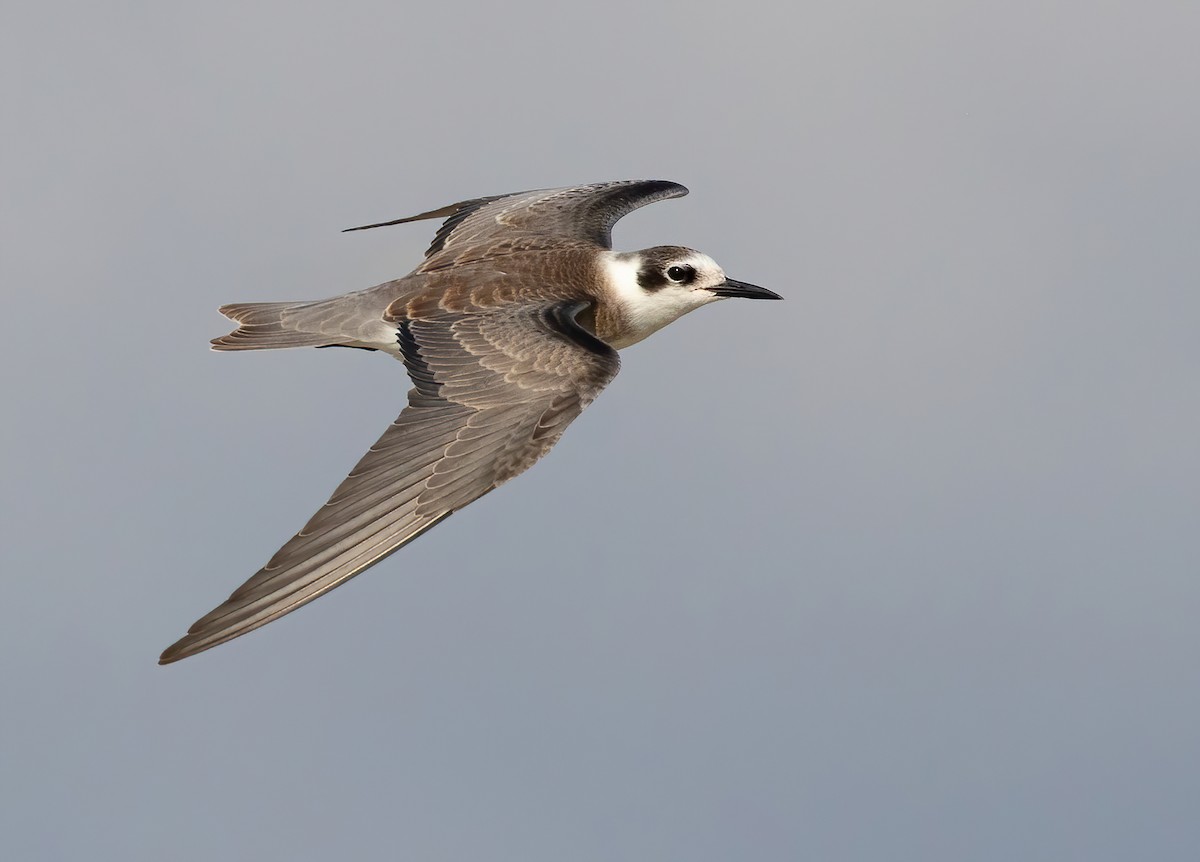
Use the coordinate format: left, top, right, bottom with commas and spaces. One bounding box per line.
211, 301, 342, 351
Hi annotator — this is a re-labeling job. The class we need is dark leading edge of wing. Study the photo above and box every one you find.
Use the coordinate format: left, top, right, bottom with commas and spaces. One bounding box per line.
158, 300, 620, 664
343, 180, 688, 262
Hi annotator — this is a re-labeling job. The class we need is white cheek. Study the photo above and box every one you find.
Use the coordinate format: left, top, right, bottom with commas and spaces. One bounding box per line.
633, 288, 706, 323
621, 287, 716, 346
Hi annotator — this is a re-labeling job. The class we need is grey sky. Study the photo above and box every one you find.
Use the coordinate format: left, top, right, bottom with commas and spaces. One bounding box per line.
2, 2, 1198, 860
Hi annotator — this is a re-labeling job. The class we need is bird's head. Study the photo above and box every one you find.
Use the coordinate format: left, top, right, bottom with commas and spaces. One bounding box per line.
600, 246, 781, 347
634, 245, 781, 301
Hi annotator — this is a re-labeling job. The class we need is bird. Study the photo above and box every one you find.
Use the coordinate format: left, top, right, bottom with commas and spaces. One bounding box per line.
159, 180, 781, 664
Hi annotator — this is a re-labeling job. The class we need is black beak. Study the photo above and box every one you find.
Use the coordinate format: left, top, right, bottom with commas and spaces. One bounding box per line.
709, 278, 783, 300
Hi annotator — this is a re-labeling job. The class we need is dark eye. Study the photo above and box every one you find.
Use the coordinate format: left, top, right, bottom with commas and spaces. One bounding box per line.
666, 265, 694, 283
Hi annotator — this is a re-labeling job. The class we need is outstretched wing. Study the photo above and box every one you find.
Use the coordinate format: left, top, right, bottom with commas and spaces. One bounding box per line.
343, 179, 688, 269
160, 300, 619, 664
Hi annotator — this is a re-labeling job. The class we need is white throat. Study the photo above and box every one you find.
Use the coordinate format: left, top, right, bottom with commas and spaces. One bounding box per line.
599, 252, 722, 349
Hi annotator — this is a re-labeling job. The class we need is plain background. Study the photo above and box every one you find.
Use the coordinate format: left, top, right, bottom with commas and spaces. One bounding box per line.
2, 2, 1197, 859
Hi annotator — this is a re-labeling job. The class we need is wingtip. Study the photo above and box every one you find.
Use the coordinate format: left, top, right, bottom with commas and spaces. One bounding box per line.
159, 629, 212, 664
158, 632, 197, 664
642, 179, 688, 197
341, 216, 408, 233
342, 202, 464, 234
158, 645, 183, 665
341, 216, 419, 233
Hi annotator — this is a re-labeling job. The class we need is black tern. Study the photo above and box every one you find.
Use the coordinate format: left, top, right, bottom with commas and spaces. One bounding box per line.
160, 180, 781, 664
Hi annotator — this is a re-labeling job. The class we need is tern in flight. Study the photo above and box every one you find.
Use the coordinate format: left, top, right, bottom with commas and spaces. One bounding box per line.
160, 180, 781, 664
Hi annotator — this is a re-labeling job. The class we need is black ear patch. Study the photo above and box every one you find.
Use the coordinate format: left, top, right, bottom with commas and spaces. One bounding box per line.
636, 267, 670, 290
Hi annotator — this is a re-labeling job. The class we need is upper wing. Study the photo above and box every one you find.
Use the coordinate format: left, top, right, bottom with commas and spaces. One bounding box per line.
159, 300, 619, 664
343, 180, 688, 270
